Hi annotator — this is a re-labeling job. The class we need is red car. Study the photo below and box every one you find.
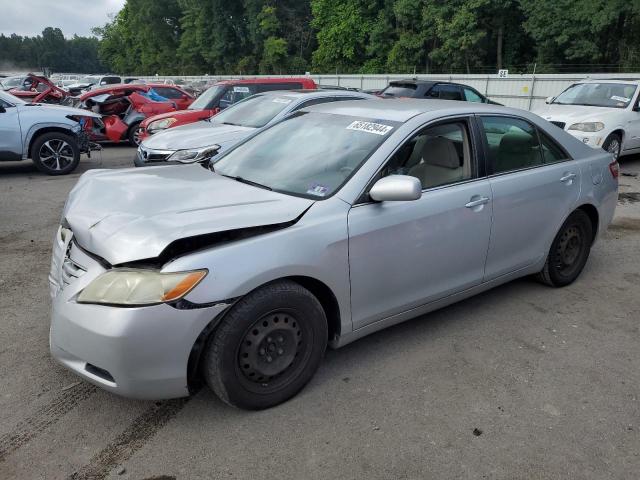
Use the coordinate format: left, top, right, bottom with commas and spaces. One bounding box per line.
138, 77, 317, 139
72, 84, 195, 145
9, 73, 69, 104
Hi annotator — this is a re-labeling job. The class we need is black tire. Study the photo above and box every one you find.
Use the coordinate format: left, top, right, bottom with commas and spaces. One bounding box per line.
602, 133, 621, 160
31, 132, 80, 175
537, 210, 593, 287
203, 280, 327, 410
127, 122, 142, 146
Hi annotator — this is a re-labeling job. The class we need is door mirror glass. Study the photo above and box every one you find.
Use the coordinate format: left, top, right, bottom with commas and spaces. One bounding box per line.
0, 105, 6, 113
369, 175, 422, 202
545, 96, 554, 104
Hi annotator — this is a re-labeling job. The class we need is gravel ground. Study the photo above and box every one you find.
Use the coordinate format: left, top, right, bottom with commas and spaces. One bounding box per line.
0, 146, 639, 480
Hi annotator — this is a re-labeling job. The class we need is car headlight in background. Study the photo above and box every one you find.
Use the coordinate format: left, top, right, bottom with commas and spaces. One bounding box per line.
167, 145, 220, 163
568, 122, 604, 132
147, 117, 177, 133
77, 269, 207, 306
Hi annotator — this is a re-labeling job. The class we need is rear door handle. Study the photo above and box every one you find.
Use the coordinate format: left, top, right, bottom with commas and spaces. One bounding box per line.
560, 173, 577, 183
465, 196, 490, 208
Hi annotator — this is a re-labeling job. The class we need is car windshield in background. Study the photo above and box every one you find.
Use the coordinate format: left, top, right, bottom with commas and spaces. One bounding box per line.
2, 76, 25, 89
553, 83, 637, 109
78, 77, 99, 85
212, 94, 292, 128
214, 112, 399, 199
380, 83, 418, 97
189, 85, 225, 109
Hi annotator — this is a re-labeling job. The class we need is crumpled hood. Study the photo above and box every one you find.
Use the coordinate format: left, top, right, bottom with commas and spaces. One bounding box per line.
18, 103, 101, 118
533, 104, 619, 125
63, 165, 314, 265
143, 121, 254, 151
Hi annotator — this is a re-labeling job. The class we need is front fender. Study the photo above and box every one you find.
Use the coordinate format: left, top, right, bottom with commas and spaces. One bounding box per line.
22, 122, 79, 160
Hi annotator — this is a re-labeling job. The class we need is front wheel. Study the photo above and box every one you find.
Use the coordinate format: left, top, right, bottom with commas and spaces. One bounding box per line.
537, 210, 593, 287
602, 133, 621, 160
203, 280, 327, 410
31, 132, 80, 175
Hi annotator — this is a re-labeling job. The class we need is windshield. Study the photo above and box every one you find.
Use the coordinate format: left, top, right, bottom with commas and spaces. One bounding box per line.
553, 83, 637, 109
214, 112, 398, 199
212, 94, 293, 128
189, 85, 225, 110
0, 90, 26, 105
381, 83, 417, 97
2, 76, 25, 89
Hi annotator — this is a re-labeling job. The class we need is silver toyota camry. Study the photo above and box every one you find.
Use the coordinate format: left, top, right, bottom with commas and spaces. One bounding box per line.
49, 100, 618, 409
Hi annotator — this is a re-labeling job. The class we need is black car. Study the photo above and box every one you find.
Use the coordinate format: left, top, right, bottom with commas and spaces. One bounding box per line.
379, 79, 501, 105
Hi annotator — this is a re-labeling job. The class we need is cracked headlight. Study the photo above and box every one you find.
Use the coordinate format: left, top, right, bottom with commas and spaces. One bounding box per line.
77, 269, 207, 306
568, 122, 604, 132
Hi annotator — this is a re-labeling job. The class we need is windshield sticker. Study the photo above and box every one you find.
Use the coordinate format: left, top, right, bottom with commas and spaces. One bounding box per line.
272, 98, 292, 104
233, 86, 250, 93
346, 120, 394, 136
611, 95, 630, 103
306, 183, 329, 197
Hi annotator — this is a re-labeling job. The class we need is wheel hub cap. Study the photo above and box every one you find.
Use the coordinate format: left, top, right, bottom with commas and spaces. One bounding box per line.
239, 313, 301, 383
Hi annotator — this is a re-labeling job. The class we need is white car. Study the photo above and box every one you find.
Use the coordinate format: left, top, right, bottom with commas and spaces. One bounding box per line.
534, 80, 640, 160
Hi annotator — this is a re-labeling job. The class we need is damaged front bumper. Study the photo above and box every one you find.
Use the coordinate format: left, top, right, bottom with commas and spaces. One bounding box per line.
49, 229, 229, 400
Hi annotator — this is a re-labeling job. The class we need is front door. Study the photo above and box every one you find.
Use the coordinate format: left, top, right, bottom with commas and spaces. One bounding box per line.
0, 100, 22, 161
348, 118, 492, 329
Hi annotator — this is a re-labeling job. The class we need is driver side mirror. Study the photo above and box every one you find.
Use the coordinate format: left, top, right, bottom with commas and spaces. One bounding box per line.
545, 96, 554, 104
369, 175, 422, 202
0, 105, 5, 113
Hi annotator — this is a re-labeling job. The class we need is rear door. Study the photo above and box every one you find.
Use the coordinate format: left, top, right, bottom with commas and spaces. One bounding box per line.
480, 115, 581, 280
0, 98, 22, 160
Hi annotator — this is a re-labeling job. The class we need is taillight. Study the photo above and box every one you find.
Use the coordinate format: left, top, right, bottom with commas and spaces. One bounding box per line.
609, 160, 619, 179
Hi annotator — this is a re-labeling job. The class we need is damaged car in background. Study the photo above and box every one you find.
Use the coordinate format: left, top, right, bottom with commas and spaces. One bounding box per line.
136, 89, 374, 166
0, 90, 101, 175
50, 99, 617, 409
7, 73, 70, 104
64, 84, 194, 146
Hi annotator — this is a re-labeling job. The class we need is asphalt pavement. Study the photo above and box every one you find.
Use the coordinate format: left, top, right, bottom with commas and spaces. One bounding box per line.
0, 146, 639, 479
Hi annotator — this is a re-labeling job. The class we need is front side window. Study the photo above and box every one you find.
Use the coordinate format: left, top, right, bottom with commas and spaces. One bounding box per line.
480, 116, 543, 174
381, 121, 474, 189
553, 83, 637, 109
154, 87, 183, 99
214, 112, 398, 199
464, 88, 484, 103
212, 94, 293, 128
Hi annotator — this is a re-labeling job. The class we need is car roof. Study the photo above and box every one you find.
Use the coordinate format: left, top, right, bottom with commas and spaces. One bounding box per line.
215, 77, 314, 85
304, 98, 525, 122
257, 89, 373, 99
573, 79, 640, 85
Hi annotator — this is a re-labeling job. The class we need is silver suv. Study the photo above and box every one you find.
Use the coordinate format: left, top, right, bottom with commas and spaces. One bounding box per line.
0, 90, 99, 175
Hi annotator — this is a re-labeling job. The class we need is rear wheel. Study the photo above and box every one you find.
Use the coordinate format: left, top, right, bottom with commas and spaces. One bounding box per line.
128, 122, 143, 146
203, 280, 327, 410
537, 210, 593, 287
602, 133, 621, 160
32, 132, 80, 175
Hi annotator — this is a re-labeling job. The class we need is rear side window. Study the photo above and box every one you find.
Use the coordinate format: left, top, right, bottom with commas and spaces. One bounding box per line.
257, 83, 303, 92
102, 77, 121, 85
381, 83, 418, 97
539, 130, 570, 163
429, 84, 463, 101
480, 116, 543, 174
154, 87, 184, 99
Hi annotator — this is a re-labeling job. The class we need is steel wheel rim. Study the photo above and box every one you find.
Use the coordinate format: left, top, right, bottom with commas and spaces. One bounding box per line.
607, 138, 620, 159
133, 128, 142, 145
39, 139, 74, 170
554, 225, 583, 276
236, 309, 310, 394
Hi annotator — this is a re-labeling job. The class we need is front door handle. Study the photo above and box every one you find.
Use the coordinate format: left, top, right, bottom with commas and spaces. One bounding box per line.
560, 172, 577, 183
465, 196, 490, 208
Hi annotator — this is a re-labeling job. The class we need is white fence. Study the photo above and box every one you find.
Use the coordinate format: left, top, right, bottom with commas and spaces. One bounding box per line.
131, 72, 640, 111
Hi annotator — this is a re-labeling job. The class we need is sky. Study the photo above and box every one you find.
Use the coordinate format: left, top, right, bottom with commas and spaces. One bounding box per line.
0, 0, 126, 38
